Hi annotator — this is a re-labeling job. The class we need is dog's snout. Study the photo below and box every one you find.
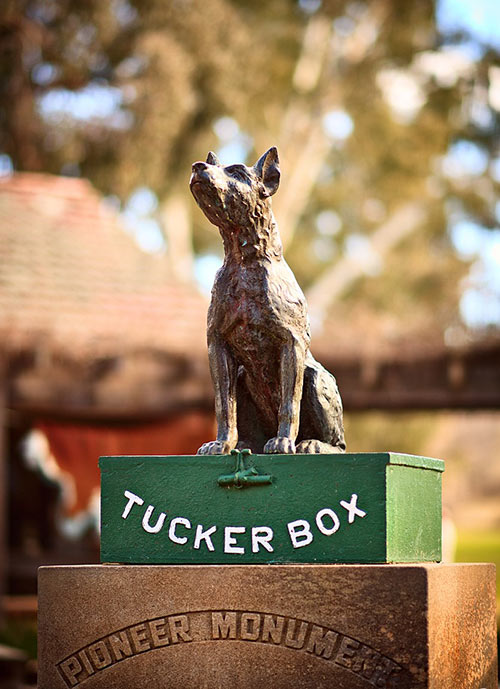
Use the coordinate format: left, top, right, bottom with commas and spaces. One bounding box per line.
192, 161, 208, 173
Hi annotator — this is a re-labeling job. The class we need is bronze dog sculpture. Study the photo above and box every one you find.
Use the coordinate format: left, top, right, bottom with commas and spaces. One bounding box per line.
190, 147, 345, 455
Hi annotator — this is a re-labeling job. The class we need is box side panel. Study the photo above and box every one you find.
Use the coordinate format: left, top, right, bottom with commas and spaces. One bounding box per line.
386, 465, 442, 562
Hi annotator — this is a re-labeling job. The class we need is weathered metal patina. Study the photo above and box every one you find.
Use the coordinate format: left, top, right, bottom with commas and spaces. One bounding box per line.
190, 148, 345, 455
99, 452, 443, 565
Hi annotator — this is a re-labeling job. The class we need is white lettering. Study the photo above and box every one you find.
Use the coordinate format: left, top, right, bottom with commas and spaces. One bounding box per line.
251, 526, 274, 553
142, 505, 167, 534
224, 526, 246, 554
340, 494, 366, 524
194, 524, 217, 551
287, 519, 313, 548
315, 508, 340, 536
121, 490, 144, 519
168, 517, 191, 544
120, 490, 368, 555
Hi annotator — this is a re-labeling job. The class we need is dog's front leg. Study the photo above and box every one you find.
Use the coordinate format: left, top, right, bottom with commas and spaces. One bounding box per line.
197, 338, 238, 455
263, 339, 305, 454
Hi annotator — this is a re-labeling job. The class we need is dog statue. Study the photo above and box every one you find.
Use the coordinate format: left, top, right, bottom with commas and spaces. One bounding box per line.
190, 146, 345, 455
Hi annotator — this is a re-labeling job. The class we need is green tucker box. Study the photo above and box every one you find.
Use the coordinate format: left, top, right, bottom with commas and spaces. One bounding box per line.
99, 452, 444, 565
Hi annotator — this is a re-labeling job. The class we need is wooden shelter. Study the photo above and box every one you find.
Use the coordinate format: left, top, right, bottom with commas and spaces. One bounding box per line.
0, 172, 214, 602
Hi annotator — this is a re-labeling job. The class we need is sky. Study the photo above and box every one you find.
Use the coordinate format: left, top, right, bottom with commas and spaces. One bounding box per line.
437, 0, 500, 49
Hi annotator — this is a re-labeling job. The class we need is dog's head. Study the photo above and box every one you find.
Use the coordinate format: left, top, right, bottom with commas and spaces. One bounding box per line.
190, 147, 280, 233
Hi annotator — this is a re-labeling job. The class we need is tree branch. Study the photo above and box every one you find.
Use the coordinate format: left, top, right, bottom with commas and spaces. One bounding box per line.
306, 202, 427, 325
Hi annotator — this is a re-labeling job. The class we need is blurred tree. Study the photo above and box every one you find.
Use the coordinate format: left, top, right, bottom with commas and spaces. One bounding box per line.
0, 0, 255, 186
0, 0, 498, 339
266, 0, 500, 343
0, 0, 266, 279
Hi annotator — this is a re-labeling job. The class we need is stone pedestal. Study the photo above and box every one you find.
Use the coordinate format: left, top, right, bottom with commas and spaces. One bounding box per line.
38, 563, 497, 689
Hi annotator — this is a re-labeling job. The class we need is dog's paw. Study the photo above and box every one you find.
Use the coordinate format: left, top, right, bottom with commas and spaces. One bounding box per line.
296, 439, 323, 454
197, 440, 234, 455
263, 436, 296, 454
296, 439, 345, 454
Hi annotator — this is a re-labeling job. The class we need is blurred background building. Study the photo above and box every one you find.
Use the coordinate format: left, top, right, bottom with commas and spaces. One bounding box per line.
0, 0, 499, 684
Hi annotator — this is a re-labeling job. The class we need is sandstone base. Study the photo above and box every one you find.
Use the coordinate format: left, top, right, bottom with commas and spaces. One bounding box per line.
38, 563, 497, 689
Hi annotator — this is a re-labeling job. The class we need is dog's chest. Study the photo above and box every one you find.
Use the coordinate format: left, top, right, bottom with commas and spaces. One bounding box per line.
216, 266, 274, 334
210, 262, 307, 358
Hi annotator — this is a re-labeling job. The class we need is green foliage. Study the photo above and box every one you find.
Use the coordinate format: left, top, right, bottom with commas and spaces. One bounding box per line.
0, 619, 37, 659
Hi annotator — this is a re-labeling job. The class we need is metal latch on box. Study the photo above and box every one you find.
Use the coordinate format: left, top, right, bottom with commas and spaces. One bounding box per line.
217, 449, 273, 488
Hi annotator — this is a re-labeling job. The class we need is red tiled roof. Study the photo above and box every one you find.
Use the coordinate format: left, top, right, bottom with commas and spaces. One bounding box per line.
0, 173, 208, 358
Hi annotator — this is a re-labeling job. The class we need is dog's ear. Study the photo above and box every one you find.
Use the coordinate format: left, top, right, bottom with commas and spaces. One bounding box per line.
206, 151, 220, 166
254, 147, 280, 197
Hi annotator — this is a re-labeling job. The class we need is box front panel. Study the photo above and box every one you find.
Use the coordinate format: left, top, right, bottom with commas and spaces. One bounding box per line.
100, 453, 388, 564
